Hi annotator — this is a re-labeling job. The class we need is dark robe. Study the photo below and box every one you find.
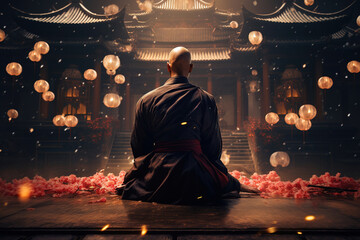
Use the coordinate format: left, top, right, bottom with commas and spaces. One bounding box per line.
121, 76, 240, 204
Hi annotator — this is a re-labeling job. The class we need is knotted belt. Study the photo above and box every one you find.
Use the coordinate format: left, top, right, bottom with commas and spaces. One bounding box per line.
154, 139, 229, 189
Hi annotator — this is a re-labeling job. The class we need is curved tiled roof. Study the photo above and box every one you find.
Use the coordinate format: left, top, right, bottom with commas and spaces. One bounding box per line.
154, 0, 213, 11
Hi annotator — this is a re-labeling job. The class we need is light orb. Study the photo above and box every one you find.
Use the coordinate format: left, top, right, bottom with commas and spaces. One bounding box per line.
34, 80, 50, 93
318, 76, 333, 89
103, 55, 120, 71
34, 41, 50, 54
347, 60, 360, 74
265, 112, 279, 125
28, 50, 42, 62
0, 29, 5, 42
230, 21, 239, 29
103, 93, 122, 108
42, 91, 55, 102
304, 0, 314, 6
83, 69, 97, 81
7, 109, 19, 120
65, 115, 78, 128
114, 74, 125, 84
6, 62, 22, 76
299, 104, 317, 120
295, 118, 312, 131
53, 115, 65, 126
248, 31, 263, 45
270, 151, 290, 167
285, 113, 299, 125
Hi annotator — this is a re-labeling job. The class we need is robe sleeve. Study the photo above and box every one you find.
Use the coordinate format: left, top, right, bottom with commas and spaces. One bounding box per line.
131, 98, 154, 158
200, 95, 228, 174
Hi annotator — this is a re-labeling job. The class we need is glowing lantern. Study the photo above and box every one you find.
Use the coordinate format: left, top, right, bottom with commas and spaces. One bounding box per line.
357, 16, 360, 27
299, 104, 317, 120
265, 112, 279, 125
0, 29, 6, 42
347, 60, 360, 74
285, 113, 299, 125
249, 81, 258, 93
248, 31, 263, 45
251, 69, 258, 76
104, 4, 119, 15
295, 118, 312, 131
304, 0, 314, 6
34, 80, 49, 93
103, 55, 120, 71
318, 76, 333, 89
84, 69, 97, 81
106, 69, 116, 76
34, 41, 50, 54
7, 109, 18, 120
18, 183, 32, 202
114, 74, 125, 84
42, 91, 55, 102
230, 21, 239, 29
270, 151, 290, 167
28, 50, 42, 62
6, 62, 22, 76
103, 93, 122, 108
53, 115, 65, 126
65, 115, 78, 128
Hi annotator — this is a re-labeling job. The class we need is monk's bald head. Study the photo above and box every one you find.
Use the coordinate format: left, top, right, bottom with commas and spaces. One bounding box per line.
167, 47, 193, 77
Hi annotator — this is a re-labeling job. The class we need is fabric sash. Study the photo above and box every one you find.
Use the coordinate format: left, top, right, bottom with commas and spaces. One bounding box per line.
154, 139, 229, 189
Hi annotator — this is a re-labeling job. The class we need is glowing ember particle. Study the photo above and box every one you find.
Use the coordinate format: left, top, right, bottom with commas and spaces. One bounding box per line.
101, 224, 110, 231
4, 202, 8, 206
29, 128, 34, 133
297, 231, 302, 235
305, 215, 315, 221
18, 183, 32, 202
181, 122, 187, 125
141, 225, 147, 236
266, 227, 277, 234
197, 196, 203, 199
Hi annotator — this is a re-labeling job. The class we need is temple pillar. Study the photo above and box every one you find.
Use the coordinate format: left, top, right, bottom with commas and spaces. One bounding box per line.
155, 72, 161, 88
125, 81, 131, 131
315, 58, 324, 120
93, 55, 102, 119
207, 73, 212, 94
236, 76, 243, 130
261, 55, 271, 121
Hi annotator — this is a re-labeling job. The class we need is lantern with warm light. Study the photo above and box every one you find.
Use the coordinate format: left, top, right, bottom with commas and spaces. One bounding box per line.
6, 62, 22, 76
65, 115, 78, 128
356, 15, 360, 27
28, 50, 42, 62
83, 69, 97, 81
34, 41, 50, 54
251, 69, 258, 76
230, 21, 238, 29
103, 55, 120, 71
103, 93, 122, 108
265, 112, 279, 125
299, 104, 317, 120
53, 115, 65, 126
249, 80, 258, 93
248, 31, 263, 45
347, 60, 360, 74
318, 76, 333, 89
304, 0, 314, 6
104, 4, 119, 15
114, 74, 125, 84
285, 112, 299, 125
295, 118, 312, 131
7, 109, 18, 120
34, 80, 50, 93
270, 151, 290, 167
42, 91, 55, 102
0, 29, 6, 42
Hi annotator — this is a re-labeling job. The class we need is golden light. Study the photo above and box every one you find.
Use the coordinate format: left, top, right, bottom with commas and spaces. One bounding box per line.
297, 232, 303, 235
101, 224, 110, 231
347, 60, 360, 74
265, 112, 279, 125
83, 69, 97, 81
103, 55, 120, 71
42, 91, 55, 102
295, 118, 312, 131
29, 128, 34, 133
285, 113, 299, 125
18, 183, 32, 202
357, 16, 360, 27
304, 0, 314, 6
141, 225, 148, 236
181, 122, 187, 125
65, 115, 78, 128
103, 93, 122, 108
34, 41, 50, 54
6, 62, 22, 76
251, 69, 258, 76
305, 215, 315, 221
266, 227, 277, 234
249, 80, 258, 93
299, 104, 317, 120
114, 74, 125, 84
248, 31, 263, 45
0, 29, 6, 42
7, 109, 19, 120
221, 150, 230, 166
318, 76, 333, 89
230, 21, 239, 29
28, 50, 42, 62
270, 151, 290, 167
106, 69, 116, 76
34, 80, 50, 93
104, 4, 119, 15
4, 202, 8, 206
53, 115, 65, 126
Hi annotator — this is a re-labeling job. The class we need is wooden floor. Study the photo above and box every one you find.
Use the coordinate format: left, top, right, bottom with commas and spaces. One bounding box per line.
0, 194, 359, 239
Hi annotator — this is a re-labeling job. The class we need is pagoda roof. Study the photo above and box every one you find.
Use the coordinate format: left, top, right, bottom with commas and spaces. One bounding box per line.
135, 47, 230, 61
153, 0, 214, 11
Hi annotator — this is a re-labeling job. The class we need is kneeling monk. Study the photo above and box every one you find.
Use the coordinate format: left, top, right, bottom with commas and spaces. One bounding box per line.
120, 47, 258, 204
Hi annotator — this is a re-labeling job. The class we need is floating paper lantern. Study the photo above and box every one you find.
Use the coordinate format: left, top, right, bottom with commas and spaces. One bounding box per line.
318, 76, 333, 89
65, 115, 78, 128
251, 69, 258, 76
249, 81, 258, 93
270, 151, 290, 167
265, 112, 279, 125
7, 109, 18, 120
248, 31, 263, 45
53, 115, 65, 126
230, 21, 239, 29
295, 118, 312, 131
34, 80, 49, 93
83, 69, 97, 81
103, 55, 120, 71
6, 62, 22, 76
114, 74, 125, 84
304, 0, 314, 6
103, 93, 122, 108
299, 104, 317, 120
0, 29, 6, 42
104, 4, 119, 15
347, 60, 360, 74
42, 91, 55, 102
34, 41, 50, 54
106, 69, 116, 76
28, 50, 42, 62
357, 16, 360, 27
285, 113, 299, 125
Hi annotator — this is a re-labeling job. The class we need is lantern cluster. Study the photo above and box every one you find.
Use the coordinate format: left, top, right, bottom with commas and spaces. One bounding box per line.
52, 114, 78, 128
33, 79, 55, 102
28, 41, 50, 63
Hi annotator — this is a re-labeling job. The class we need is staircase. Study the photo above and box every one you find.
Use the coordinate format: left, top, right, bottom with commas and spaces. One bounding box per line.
105, 131, 255, 174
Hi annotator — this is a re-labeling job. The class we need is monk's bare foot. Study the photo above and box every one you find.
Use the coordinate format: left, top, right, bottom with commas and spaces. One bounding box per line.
240, 184, 261, 194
